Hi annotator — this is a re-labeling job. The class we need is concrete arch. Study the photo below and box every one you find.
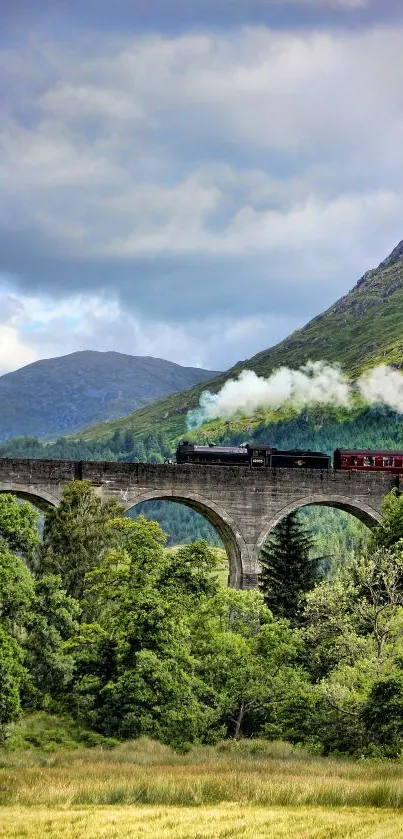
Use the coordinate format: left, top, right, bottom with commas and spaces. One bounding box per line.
257, 493, 382, 554
124, 489, 250, 588
0, 485, 59, 511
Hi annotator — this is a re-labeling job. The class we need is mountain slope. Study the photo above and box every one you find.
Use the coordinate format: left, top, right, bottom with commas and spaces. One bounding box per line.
0, 351, 219, 442
76, 238, 403, 445
239, 237, 403, 379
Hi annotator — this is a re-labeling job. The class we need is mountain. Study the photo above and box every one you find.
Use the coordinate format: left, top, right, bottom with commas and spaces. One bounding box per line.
76, 238, 403, 446
237, 237, 403, 380
0, 351, 220, 442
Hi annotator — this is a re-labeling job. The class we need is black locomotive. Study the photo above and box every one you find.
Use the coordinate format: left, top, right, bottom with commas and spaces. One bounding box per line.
176, 441, 331, 469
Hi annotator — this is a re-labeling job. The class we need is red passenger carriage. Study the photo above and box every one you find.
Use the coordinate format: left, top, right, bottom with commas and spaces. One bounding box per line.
334, 449, 403, 473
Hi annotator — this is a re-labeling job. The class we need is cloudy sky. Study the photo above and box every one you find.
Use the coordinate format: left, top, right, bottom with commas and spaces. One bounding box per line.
1, 0, 403, 374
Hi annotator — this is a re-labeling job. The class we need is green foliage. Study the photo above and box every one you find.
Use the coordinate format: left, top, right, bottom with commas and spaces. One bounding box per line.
66, 522, 222, 746
302, 542, 403, 754
0, 541, 33, 634
4, 478, 403, 757
192, 588, 309, 739
368, 489, 403, 552
22, 575, 80, 710
2, 712, 118, 751
300, 506, 368, 576
0, 493, 39, 564
129, 500, 222, 547
0, 626, 24, 740
259, 512, 321, 624
0, 511, 34, 737
362, 675, 403, 755
39, 481, 125, 600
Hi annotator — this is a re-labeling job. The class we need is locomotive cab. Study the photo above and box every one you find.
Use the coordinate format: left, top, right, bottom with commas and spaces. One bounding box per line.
246, 444, 272, 467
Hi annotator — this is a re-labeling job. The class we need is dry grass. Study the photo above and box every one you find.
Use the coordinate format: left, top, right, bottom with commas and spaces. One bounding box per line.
1, 806, 403, 838
3, 738, 403, 837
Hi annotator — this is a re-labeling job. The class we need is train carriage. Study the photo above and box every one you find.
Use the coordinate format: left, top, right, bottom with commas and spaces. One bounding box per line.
334, 449, 403, 473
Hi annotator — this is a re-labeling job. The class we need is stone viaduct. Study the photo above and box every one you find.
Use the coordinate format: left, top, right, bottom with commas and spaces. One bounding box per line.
0, 457, 399, 588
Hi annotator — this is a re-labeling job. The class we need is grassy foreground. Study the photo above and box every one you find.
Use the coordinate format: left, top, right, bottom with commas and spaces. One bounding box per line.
3, 736, 403, 837
1, 805, 402, 838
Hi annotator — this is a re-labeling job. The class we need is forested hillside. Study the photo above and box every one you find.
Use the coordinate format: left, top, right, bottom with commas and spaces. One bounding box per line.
0, 351, 218, 442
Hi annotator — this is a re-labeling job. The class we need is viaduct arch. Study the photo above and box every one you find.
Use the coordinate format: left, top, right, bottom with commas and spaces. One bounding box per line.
0, 457, 398, 589
0, 484, 60, 510
124, 490, 248, 588
256, 493, 382, 556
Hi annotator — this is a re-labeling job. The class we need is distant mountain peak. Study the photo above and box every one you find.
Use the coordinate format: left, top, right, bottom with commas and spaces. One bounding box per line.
0, 353, 220, 442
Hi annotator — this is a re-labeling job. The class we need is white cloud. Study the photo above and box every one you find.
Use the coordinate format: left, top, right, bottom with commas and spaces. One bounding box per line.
1, 21, 403, 364
0, 323, 37, 374
0, 282, 301, 374
2, 26, 403, 262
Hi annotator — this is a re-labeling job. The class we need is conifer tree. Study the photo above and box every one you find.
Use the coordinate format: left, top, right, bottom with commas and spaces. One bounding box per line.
38, 481, 124, 601
259, 512, 320, 624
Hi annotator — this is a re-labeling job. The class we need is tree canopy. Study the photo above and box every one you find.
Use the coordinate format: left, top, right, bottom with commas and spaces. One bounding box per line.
2, 482, 403, 756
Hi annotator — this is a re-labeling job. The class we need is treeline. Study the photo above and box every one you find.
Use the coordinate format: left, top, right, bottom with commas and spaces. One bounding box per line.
0, 429, 172, 464
211, 405, 403, 454
2, 483, 403, 756
2, 404, 403, 466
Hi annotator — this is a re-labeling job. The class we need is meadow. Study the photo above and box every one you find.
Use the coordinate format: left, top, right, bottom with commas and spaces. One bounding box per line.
3, 736, 403, 837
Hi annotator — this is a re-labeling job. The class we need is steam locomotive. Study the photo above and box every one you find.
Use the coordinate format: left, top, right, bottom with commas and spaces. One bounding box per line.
176, 442, 403, 472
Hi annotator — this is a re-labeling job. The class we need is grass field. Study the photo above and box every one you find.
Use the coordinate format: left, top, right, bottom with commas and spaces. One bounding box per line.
1, 805, 403, 838
3, 736, 403, 837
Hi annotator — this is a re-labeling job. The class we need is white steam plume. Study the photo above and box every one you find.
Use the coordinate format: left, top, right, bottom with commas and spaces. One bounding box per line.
187, 362, 403, 430
358, 365, 403, 413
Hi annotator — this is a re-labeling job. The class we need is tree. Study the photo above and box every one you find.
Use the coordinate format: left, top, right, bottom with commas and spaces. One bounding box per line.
0, 541, 33, 635
123, 430, 135, 453
362, 674, 403, 755
0, 542, 34, 738
192, 588, 309, 740
23, 574, 80, 710
70, 520, 222, 746
38, 481, 125, 601
159, 540, 219, 608
259, 512, 320, 624
0, 493, 39, 565
0, 626, 24, 741
302, 544, 403, 754
368, 489, 403, 552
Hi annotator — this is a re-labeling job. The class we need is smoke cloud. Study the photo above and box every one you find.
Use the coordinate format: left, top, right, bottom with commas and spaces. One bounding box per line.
358, 365, 403, 414
187, 362, 403, 430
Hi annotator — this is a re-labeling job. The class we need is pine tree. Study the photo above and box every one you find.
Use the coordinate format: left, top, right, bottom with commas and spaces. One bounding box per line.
38, 481, 124, 601
259, 512, 320, 624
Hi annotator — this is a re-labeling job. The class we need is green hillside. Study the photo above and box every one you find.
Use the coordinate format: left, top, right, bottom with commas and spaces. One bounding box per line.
76, 238, 403, 446
0, 351, 219, 443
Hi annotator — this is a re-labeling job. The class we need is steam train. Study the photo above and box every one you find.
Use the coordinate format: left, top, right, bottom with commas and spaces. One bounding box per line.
176, 442, 403, 472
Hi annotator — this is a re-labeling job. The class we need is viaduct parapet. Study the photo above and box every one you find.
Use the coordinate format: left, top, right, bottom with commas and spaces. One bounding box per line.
0, 457, 398, 588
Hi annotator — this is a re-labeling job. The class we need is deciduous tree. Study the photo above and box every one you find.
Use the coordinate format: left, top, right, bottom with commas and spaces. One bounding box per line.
0, 493, 39, 565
